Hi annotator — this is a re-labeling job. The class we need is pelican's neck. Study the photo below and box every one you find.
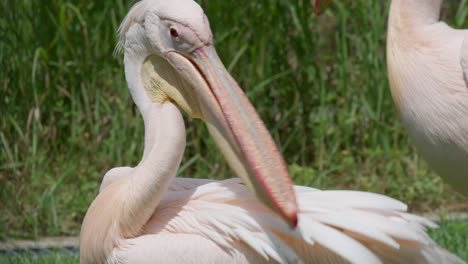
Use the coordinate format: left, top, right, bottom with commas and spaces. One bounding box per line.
389, 0, 442, 30
124, 51, 156, 162
80, 50, 186, 264
124, 102, 185, 227
120, 49, 186, 233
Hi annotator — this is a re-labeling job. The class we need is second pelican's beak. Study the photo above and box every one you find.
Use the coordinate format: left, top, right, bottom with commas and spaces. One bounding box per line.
313, 0, 332, 15
141, 45, 298, 227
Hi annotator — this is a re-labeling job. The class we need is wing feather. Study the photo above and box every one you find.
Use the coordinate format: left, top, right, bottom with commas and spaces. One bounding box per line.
311, 212, 400, 249
140, 178, 464, 264
298, 219, 382, 264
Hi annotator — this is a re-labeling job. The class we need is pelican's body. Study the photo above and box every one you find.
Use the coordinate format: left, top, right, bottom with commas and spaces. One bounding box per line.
83, 104, 462, 264
92, 163, 463, 264
81, 0, 464, 263
387, 0, 468, 196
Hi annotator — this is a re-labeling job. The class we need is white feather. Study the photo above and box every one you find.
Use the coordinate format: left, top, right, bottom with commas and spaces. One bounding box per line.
131, 178, 465, 263
297, 219, 382, 264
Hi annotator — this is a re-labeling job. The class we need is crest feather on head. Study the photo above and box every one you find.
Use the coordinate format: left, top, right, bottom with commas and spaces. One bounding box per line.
115, 1, 150, 55
114, 0, 209, 56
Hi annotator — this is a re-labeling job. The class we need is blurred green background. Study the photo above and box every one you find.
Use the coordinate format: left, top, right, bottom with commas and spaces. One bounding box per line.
0, 0, 466, 257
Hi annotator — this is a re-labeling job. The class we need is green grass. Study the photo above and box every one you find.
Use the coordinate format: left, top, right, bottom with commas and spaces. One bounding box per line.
0, 254, 78, 264
428, 220, 468, 261
0, 0, 466, 243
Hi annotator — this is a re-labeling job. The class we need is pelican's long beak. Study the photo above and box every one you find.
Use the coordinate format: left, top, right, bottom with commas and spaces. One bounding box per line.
152, 45, 298, 227
313, 0, 332, 15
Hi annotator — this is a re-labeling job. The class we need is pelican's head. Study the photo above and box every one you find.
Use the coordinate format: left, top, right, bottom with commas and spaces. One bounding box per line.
118, 0, 297, 227
313, 0, 332, 15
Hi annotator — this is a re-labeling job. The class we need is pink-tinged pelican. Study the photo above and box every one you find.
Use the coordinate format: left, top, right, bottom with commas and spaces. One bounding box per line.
315, 0, 468, 197
387, 0, 468, 197
80, 0, 465, 263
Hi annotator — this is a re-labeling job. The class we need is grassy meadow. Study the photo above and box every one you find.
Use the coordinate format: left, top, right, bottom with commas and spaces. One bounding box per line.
0, 0, 467, 255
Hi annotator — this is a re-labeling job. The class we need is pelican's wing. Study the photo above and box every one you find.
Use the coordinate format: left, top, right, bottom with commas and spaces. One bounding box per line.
135, 179, 464, 264
461, 35, 468, 86
168, 177, 216, 191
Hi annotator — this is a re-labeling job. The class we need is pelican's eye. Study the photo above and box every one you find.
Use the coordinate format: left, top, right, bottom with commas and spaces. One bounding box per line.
170, 28, 179, 38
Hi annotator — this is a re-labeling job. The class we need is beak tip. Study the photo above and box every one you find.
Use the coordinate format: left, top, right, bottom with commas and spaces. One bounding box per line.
279, 203, 298, 228
289, 211, 298, 228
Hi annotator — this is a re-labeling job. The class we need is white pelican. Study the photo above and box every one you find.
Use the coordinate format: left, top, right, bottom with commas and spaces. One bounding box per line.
315, 0, 468, 197
80, 0, 465, 263
387, 0, 468, 197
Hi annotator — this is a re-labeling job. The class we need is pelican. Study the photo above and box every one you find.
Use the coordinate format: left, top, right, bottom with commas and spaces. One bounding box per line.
80, 0, 464, 263
315, 0, 468, 197
387, 0, 468, 197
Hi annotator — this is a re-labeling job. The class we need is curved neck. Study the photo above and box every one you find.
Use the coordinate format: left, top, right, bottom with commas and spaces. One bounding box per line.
119, 18, 188, 242
124, 58, 153, 162
80, 58, 186, 264
389, 0, 442, 29
81, 25, 186, 264
120, 48, 186, 235
122, 25, 161, 162
82, 104, 186, 263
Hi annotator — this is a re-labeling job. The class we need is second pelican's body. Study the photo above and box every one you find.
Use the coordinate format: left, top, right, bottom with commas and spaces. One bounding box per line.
314, 0, 468, 196
387, 0, 468, 196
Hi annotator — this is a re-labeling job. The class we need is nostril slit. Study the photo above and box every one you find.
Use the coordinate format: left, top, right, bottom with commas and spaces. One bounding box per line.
170, 28, 179, 38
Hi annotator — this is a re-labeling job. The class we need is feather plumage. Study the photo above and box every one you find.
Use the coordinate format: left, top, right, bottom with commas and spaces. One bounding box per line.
105, 178, 463, 264
387, 0, 468, 196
